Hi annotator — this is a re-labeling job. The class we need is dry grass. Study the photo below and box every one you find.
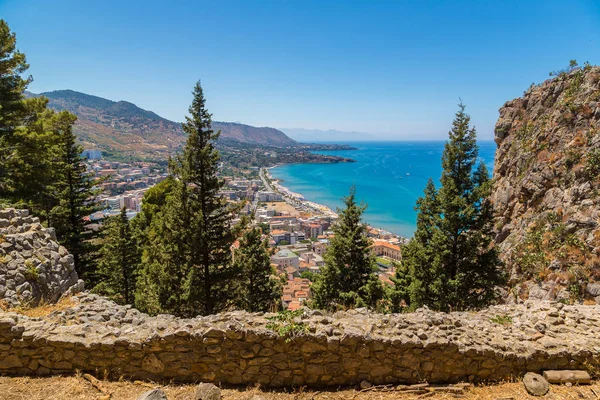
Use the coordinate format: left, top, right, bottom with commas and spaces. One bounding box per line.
0, 376, 598, 400
1, 295, 76, 318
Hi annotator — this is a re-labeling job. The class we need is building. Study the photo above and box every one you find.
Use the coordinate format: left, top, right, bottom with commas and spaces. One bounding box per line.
371, 240, 402, 262
303, 223, 324, 239
81, 149, 102, 160
271, 249, 299, 270
105, 196, 124, 210
258, 191, 283, 202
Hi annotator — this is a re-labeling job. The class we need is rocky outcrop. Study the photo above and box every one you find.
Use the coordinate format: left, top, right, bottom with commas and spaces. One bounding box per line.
0, 293, 599, 387
0, 208, 83, 308
492, 65, 600, 302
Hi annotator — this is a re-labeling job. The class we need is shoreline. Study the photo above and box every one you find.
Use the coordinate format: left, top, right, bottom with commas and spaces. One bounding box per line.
263, 166, 338, 218
264, 166, 409, 243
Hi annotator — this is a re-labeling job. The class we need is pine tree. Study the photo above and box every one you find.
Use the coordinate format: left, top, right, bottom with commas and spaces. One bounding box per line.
402, 178, 445, 308
0, 20, 30, 140
50, 111, 102, 281
405, 103, 504, 311
94, 207, 140, 304
311, 186, 384, 310
136, 81, 241, 316
0, 19, 33, 198
8, 105, 66, 221
234, 227, 282, 312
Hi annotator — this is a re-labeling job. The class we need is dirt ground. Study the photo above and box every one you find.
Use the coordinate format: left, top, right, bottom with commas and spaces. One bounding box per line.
0, 375, 598, 400
265, 201, 302, 217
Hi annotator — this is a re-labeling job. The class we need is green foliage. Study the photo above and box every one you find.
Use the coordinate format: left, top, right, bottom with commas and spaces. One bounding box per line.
135, 81, 242, 317
300, 271, 317, 281
265, 310, 308, 342
258, 222, 270, 234
565, 149, 582, 169
549, 59, 580, 77
233, 227, 282, 312
23, 260, 39, 282
93, 208, 140, 305
49, 111, 103, 281
277, 240, 290, 246
401, 103, 505, 312
490, 314, 513, 325
515, 213, 590, 281
388, 261, 411, 313
584, 149, 600, 179
310, 186, 384, 310
0, 21, 102, 285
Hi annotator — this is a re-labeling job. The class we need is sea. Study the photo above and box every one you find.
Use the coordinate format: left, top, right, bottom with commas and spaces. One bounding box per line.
270, 141, 497, 238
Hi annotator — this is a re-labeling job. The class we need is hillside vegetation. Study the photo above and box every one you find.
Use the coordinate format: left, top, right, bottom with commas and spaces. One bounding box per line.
27, 89, 297, 159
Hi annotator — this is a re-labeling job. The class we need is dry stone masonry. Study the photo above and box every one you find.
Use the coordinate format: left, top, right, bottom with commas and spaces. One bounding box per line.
1, 293, 599, 387
0, 208, 83, 308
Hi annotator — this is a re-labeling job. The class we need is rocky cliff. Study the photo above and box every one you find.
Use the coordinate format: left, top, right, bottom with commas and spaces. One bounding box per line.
492, 65, 600, 303
0, 209, 83, 308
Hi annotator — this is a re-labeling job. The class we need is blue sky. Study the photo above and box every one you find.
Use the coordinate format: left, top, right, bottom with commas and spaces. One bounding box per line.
2, 0, 599, 140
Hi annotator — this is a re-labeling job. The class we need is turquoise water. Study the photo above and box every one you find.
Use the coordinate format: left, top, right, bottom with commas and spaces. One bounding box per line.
271, 141, 496, 238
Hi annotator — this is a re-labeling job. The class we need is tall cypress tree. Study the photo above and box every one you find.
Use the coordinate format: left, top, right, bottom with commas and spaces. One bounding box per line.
311, 186, 384, 310
234, 227, 282, 312
94, 207, 140, 305
50, 111, 102, 280
137, 81, 241, 316
404, 104, 504, 311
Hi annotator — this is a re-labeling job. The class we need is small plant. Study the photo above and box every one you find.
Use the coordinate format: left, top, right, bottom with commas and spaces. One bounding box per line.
490, 314, 513, 326
265, 309, 308, 342
584, 149, 600, 179
569, 283, 582, 303
564, 149, 581, 169
549, 59, 579, 77
23, 259, 39, 282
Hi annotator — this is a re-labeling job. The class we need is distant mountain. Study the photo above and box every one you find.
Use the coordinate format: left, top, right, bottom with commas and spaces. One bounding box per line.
26, 90, 296, 158
281, 128, 379, 142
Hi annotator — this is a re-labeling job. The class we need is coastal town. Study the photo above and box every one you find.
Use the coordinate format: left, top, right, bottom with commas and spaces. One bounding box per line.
84, 149, 405, 311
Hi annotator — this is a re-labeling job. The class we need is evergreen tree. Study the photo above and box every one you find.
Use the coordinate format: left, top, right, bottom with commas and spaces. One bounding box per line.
311, 187, 384, 310
136, 81, 241, 316
0, 19, 33, 198
404, 104, 504, 311
403, 179, 444, 308
7, 105, 72, 222
50, 111, 102, 280
234, 227, 282, 312
388, 261, 412, 312
0, 20, 30, 140
94, 207, 140, 304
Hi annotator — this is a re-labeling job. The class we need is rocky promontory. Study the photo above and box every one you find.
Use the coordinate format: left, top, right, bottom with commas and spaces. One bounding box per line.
492, 65, 600, 303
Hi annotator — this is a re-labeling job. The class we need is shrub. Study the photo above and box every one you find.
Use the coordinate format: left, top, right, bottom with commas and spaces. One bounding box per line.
23, 259, 39, 282
265, 309, 308, 342
584, 149, 600, 179
490, 314, 513, 326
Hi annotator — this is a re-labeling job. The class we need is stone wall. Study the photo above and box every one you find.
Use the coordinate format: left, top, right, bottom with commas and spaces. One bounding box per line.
0, 209, 84, 308
1, 293, 599, 387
